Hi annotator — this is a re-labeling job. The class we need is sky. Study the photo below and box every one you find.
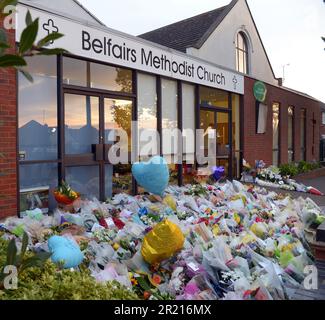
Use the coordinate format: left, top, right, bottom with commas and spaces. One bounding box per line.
78, 0, 325, 102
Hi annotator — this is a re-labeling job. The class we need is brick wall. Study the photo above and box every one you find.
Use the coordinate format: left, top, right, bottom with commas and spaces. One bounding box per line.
243, 76, 320, 167
0, 15, 18, 219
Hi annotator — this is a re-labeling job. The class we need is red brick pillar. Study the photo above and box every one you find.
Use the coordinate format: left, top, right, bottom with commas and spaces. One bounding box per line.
0, 15, 18, 219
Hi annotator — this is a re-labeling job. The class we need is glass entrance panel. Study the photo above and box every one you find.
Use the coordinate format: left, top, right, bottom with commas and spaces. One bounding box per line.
216, 112, 230, 175
200, 110, 216, 157
300, 109, 306, 161
272, 103, 280, 166
104, 98, 133, 195
65, 166, 100, 199
216, 112, 230, 156
200, 109, 230, 178
64, 94, 99, 154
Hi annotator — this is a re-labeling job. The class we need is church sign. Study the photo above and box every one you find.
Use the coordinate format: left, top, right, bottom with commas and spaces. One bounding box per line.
16, 4, 244, 95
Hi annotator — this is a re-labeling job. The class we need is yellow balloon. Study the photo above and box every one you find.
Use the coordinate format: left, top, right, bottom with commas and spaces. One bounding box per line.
141, 219, 184, 264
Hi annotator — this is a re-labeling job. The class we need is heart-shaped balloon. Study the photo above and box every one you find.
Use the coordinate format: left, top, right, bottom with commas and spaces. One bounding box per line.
48, 235, 84, 269
132, 156, 169, 197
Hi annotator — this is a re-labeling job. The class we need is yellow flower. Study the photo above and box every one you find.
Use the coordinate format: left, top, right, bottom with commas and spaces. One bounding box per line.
212, 225, 221, 236
113, 243, 120, 251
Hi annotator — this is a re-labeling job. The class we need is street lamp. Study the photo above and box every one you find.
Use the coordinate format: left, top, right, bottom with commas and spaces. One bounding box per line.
282, 63, 290, 85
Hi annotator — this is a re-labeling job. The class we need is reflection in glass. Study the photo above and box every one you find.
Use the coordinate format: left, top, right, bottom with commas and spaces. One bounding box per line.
217, 112, 230, 156
200, 87, 228, 108
19, 56, 57, 161
112, 164, 132, 195
19, 163, 58, 212
66, 166, 100, 199
182, 164, 196, 185
288, 106, 294, 163
65, 94, 99, 154
200, 110, 216, 157
105, 165, 113, 199
272, 103, 280, 166
138, 73, 158, 157
232, 95, 241, 178
104, 99, 132, 153
161, 79, 178, 184
90, 63, 132, 92
162, 79, 178, 130
105, 99, 133, 195
63, 57, 87, 86
182, 84, 195, 159
236, 32, 248, 74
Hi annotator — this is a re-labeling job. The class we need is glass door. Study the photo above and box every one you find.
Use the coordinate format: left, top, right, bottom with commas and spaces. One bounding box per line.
104, 98, 133, 196
200, 109, 216, 158
63, 92, 134, 201
200, 108, 230, 177
64, 93, 101, 199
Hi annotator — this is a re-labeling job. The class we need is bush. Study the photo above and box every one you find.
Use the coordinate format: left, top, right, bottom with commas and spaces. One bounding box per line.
279, 161, 321, 177
297, 161, 320, 174
0, 237, 139, 300
279, 163, 299, 177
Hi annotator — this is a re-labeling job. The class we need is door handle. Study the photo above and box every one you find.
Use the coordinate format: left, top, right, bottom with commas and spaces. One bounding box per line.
92, 144, 104, 161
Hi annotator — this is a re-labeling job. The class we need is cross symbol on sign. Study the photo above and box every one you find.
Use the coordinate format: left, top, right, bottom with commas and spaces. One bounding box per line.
233, 76, 238, 90
42, 19, 59, 44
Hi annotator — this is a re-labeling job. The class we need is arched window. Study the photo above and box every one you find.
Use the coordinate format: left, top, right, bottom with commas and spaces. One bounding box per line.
236, 32, 249, 74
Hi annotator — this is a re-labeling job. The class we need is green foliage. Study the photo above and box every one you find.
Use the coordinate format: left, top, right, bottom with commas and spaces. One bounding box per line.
297, 161, 320, 173
279, 161, 321, 177
0, 232, 51, 288
0, 0, 17, 12
37, 33, 64, 48
0, 259, 139, 300
279, 163, 299, 177
0, 236, 139, 300
186, 184, 208, 197
0, 2, 67, 81
19, 18, 39, 54
55, 180, 79, 200
0, 54, 26, 67
0, 235, 139, 300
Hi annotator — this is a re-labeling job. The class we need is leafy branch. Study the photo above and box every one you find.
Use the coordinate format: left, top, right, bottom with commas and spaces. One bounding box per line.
0, 0, 67, 81
0, 232, 51, 290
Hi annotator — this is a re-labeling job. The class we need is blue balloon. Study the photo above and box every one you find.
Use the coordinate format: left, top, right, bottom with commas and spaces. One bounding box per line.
212, 166, 225, 181
132, 156, 169, 197
48, 235, 84, 269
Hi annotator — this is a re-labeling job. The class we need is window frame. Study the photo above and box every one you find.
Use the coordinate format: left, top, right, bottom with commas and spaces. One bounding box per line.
300, 108, 307, 161
236, 32, 249, 75
272, 102, 281, 166
17, 53, 245, 214
288, 106, 295, 163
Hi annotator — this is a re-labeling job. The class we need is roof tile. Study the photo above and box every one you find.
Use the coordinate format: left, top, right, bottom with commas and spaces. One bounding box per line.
138, 2, 235, 52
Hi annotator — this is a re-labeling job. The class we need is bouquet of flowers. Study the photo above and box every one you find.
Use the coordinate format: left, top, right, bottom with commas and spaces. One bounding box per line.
185, 184, 208, 197
54, 180, 80, 205
257, 166, 283, 183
